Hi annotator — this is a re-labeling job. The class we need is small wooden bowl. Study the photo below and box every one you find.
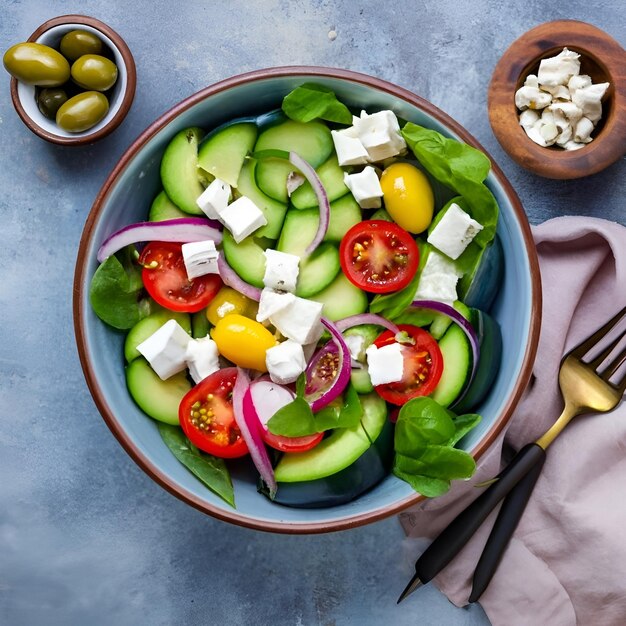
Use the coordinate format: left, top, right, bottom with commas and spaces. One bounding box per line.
9, 15, 136, 146
488, 20, 626, 179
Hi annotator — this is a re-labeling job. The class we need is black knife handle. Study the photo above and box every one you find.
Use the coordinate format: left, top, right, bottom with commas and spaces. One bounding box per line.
468, 447, 545, 602
414, 443, 546, 584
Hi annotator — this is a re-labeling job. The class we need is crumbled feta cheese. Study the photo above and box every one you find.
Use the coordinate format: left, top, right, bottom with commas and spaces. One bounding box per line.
269, 296, 324, 345
185, 337, 220, 383
571, 82, 609, 123
256, 288, 296, 323
549, 101, 584, 125
136, 319, 191, 380
218, 196, 267, 243
537, 48, 580, 86
574, 117, 595, 143
541, 84, 570, 100
427, 203, 484, 260
515, 86, 552, 111
523, 74, 539, 89
196, 178, 231, 219
415, 272, 459, 305
331, 129, 369, 166
265, 339, 307, 384
263, 249, 300, 293
353, 110, 406, 161
365, 343, 404, 386
519, 109, 540, 129
182, 240, 219, 279
344, 334, 365, 362
563, 139, 585, 151
343, 166, 383, 209
568, 74, 592, 94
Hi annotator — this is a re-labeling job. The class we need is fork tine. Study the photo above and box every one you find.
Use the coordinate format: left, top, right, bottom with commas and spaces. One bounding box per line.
601, 343, 626, 388
588, 328, 626, 369
569, 306, 626, 359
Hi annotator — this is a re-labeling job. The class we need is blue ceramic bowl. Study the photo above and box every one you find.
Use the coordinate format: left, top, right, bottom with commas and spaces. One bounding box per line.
74, 67, 541, 533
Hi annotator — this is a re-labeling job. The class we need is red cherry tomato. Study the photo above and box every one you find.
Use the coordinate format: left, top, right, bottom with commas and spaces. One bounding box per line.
339, 220, 419, 294
179, 368, 249, 458
261, 429, 323, 453
372, 324, 444, 405
139, 241, 222, 313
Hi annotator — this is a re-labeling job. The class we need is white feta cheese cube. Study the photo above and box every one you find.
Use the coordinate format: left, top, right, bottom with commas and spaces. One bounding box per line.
256, 288, 296, 323
568, 74, 592, 94
571, 82, 609, 124
537, 48, 580, 86
365, 343, 404, 386
514, 86, 552, 110
196, 178, 231, 219
269, 297, 324, 345
427, 203, 484, 260
331, 129, 369, 166
219, 196, 267, 243
263, 249, 300, 293
414, 272, 459, 305
343, 166, 383, 209
185, 337, 220, 383
353, 110, 406, 161
182, 240, 219, 279
265, 339, 307, 384
344, 334, 365, 363
421, 249, 462, 277
136, 319, 191, 380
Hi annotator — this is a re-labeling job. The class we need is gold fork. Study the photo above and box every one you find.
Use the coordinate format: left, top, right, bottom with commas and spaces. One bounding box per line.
399, 305, 626, 604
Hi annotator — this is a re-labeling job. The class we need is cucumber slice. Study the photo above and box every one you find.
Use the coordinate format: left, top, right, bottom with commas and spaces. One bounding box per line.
221, 229, 267, 289
430, 324, 471, 407
160, 127, 208, 215
126, 358, 192, 425
273, 393, 388, 483
198, 122, 257, 188
429, 301, 471, 340
309, 272, 368, 321
277, 210, 340, 297
291, 154, 350, 209
350, 368, 374, 394
254, 119, 333, 202
148, 190, 188, 222
370, 207, 393, 222
191, 310, 211, 339
235, 159, 287, 240
124, 312, 191, 363
325, 194, 362, 242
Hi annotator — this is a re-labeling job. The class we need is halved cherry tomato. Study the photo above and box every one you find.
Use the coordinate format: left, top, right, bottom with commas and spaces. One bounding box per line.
139, 241, 222, 313
179, 368, 249, 458
261, 429, 323, 453
372, 324, 444, 405
339, 220, 419, 294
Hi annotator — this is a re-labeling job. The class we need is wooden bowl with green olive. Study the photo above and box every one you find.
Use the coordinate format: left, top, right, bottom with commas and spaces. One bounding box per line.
4, 14, 136, 145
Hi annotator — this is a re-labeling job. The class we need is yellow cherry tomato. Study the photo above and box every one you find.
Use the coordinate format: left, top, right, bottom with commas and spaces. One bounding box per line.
206, 286, 256, 326
380, 163, 434, 234
211, 314, 276, 372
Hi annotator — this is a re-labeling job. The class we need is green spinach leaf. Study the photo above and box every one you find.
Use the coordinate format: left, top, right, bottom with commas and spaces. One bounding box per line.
313, 384, 363, 431
89, 248, 150, 330
267, 396, 316, 437
158, 423, 235, 508
282, 84, 352, 124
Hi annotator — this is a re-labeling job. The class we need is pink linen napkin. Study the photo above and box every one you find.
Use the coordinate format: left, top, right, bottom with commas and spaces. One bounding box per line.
399, 216, 626, 626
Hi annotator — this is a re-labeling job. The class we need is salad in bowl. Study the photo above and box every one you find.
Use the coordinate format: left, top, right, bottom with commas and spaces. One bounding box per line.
75, 69, 539, 532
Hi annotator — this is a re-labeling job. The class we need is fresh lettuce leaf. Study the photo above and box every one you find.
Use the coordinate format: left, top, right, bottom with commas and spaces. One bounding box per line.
282, 84, 352, 124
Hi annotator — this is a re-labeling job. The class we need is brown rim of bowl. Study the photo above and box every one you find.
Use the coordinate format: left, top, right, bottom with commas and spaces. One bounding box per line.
73, 66, 542, 534
488, 20, 626, 179
9, 14, 137, 146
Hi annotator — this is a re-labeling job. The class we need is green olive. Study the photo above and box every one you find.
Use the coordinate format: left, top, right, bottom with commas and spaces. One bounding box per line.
3, 42, 70, 86
70, 54, 118, 91
37, 88, 68, 119
59, 29, 103, 61
56, 91, 109, 132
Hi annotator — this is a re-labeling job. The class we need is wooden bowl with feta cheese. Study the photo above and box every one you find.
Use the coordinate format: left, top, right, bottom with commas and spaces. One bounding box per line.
488, 20, 626, 179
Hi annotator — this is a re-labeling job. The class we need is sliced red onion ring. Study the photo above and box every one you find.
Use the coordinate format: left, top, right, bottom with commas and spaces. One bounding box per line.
335, 313, 400, 335
217, 255, 261, 302
97, 218, 223, 262
233, 368, 277, 498
411, 300, 480, 407
289, 151, 330, 257
304, 318, 352, 412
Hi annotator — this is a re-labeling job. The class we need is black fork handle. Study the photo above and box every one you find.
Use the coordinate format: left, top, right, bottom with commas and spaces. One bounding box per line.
468, 447, 546, 602
412, 443, 546, 585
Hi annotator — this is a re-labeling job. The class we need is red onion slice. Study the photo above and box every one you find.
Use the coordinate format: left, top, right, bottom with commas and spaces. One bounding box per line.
289, 151, 330, 257
304, 318, 352, 412
411, 300, 480, 407
217, 255, 261, 302
233, 368, 277, 498
335, 313, 400, 335
97, 218, 223, 262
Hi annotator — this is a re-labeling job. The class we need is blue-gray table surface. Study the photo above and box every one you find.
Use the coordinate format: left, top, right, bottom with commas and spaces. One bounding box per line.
1, 1, 624, 625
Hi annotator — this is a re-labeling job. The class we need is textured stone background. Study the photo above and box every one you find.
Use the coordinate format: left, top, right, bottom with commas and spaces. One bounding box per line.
0, 2, 624, 625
